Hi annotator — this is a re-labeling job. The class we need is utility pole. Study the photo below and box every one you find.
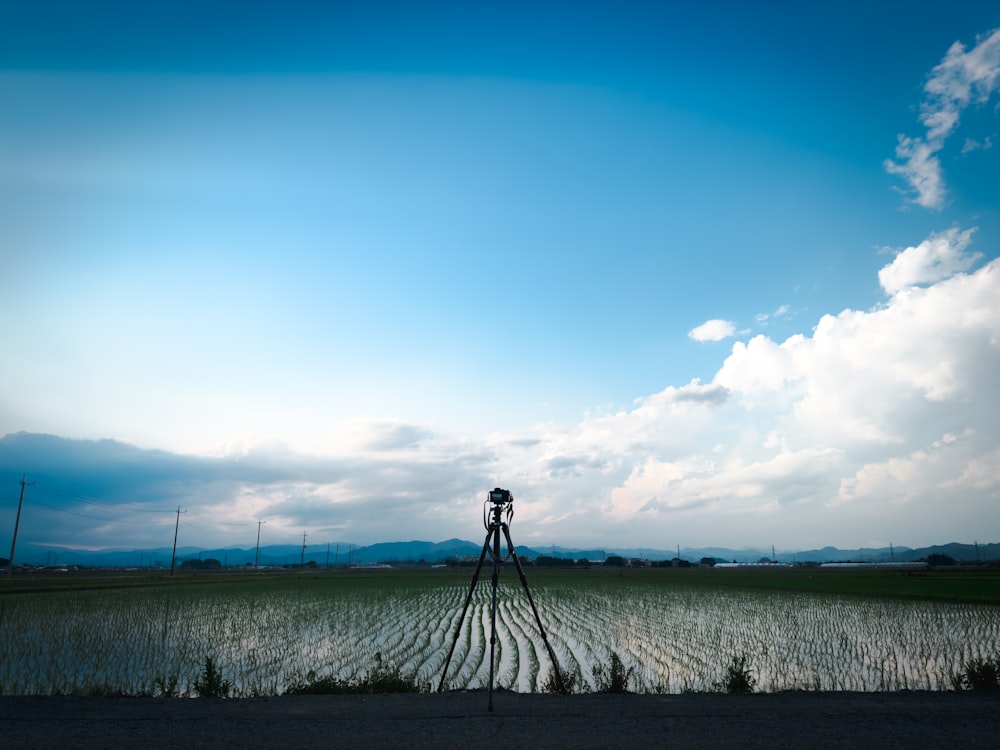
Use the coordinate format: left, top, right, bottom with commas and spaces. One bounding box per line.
300, 532, 307, 568
326, 542, 330, 569
169, 506, 185, 576
255, 520, 264, 571
7, 474, 36, 578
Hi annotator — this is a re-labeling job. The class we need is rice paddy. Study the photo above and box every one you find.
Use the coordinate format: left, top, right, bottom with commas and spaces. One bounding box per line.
1, 567, 998, 695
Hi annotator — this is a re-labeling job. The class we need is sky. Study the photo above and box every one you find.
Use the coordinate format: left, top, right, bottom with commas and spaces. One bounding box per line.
2, 1, 1000, 554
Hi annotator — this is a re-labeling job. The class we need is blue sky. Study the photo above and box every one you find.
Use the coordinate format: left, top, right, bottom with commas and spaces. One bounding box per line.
2, 1, 999, 554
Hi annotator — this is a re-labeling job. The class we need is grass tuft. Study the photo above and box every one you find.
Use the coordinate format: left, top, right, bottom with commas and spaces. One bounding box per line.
541, 665, 580, 694
284, 653, 426, 695
193, 656, 232, 698
951, 656, 1000, 691
591, 651, 634, 693
713, 653, 756, 694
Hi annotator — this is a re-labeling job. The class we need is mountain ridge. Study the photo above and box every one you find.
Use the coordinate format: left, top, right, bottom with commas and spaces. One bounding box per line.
6, 539, 998, 568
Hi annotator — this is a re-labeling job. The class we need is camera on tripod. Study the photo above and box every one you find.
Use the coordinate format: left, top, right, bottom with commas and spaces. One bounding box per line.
440, 485, 566, 707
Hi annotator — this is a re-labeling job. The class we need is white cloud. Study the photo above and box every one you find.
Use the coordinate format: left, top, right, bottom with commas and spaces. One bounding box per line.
885, 28, 1000, 209
961, 135, 994, 154
924, 30, 1000, 135
754, 305, 792, 326
885, 135, 945, 209
878, 227, 981, 295
689, 319, 736, 342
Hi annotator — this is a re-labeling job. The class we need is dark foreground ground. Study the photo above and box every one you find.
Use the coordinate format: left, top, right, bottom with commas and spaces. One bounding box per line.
2, 691, 998, 750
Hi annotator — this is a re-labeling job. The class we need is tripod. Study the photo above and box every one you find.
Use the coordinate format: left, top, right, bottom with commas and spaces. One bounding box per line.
437, 488, 565, 710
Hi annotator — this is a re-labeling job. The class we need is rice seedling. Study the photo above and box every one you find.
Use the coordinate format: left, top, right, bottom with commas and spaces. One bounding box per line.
2, 570, 999, 695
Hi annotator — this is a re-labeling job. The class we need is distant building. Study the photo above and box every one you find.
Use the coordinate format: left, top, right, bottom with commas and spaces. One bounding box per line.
819, 562, 927, 569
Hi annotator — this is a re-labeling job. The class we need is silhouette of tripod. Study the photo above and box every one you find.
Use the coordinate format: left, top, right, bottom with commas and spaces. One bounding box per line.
438, 488, 565, 710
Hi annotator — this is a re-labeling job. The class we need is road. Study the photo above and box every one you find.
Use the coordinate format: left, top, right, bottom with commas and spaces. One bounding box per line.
2, 691, 998, 749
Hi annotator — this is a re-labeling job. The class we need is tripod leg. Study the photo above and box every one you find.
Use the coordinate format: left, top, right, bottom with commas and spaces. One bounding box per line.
437, 529, 492, 693
501, 523, 567, 694
487, 522, 502, 712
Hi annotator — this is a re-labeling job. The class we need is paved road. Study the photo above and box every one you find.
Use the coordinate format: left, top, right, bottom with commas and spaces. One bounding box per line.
2, 691, 998, 749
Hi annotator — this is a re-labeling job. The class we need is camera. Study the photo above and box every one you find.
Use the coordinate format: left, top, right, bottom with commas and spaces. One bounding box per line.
489, 488, 512, 505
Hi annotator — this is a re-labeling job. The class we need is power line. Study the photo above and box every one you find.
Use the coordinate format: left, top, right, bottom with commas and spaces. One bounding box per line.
27, 499, 129, 524
34, 482, 175, 512
185, 510, 255, 528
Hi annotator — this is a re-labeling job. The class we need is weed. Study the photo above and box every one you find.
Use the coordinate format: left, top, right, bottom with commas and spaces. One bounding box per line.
591, 651, 634, 693
154, 673, 180, 697
951, 656, 1000, 691
541, 664, 580, 694
713, 654, 756, 694
193, 656, 231, 698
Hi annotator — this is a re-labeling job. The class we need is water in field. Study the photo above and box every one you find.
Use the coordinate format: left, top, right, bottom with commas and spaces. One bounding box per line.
1, 577, 997, 695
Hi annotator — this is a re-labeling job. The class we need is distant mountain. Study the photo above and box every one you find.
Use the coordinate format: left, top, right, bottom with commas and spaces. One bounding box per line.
898, 542, 1000, 563
348, 539, 483, 564
778, 546, 912, 564
6, 539, 998, 568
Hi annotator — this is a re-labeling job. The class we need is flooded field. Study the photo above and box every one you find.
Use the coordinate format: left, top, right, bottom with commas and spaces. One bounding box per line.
1, 569, 998, 695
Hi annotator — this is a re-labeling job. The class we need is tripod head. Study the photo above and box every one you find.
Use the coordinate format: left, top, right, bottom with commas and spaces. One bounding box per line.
484, 487, 514, 530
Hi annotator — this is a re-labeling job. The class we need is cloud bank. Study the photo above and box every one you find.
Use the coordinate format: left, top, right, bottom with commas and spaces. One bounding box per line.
3, 227, 997, 551
885, 28, 1000, 208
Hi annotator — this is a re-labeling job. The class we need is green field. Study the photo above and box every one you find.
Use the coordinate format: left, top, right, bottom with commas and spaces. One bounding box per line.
584, 565, 1000, 603
5, 564, 1000, 601
2, 566, 998, 696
